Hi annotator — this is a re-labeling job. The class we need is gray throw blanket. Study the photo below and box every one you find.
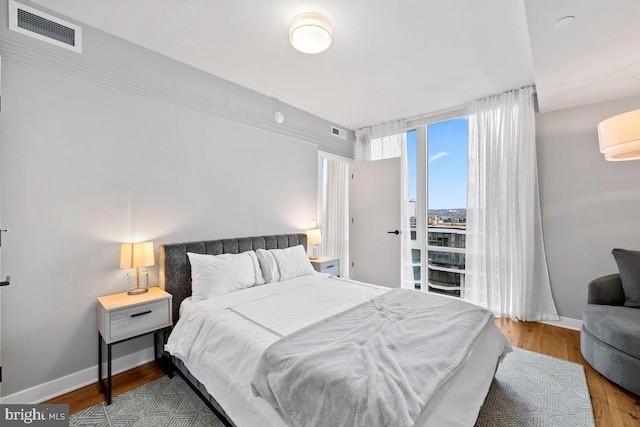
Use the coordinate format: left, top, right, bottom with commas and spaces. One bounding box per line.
251, 288, 495, 427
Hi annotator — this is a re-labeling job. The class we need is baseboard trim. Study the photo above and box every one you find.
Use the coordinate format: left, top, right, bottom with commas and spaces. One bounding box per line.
540, 316, 583, 331
0, 347, 155, 404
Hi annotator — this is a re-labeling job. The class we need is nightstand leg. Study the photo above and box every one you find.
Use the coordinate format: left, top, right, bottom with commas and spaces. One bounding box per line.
107, 343, 112, 405
153, 331, 158, 361
155, 329, 174, 378
98, 334, 103, 391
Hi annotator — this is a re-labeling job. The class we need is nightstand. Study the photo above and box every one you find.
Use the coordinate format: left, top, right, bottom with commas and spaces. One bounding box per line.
310, 257, 340, 276
97, 287, 172, 404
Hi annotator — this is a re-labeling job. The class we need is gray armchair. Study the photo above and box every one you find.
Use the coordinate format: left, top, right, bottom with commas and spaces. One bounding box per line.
581, 274, 640, 395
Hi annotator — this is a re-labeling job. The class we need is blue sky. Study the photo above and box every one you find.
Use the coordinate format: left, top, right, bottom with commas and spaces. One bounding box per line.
407, 117, 468, 209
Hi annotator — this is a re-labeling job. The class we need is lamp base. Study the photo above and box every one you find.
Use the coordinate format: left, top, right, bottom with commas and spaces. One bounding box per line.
126, 270, 149, 296
309, 244, 320, 260
127, 287, 149, 295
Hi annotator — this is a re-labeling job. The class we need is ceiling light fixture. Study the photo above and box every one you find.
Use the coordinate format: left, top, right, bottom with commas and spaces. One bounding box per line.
554, 16, 575, 28
289, 12, 332, 54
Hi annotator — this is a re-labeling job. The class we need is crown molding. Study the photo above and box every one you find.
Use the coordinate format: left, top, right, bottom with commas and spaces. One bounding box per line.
0, 39, 353, 157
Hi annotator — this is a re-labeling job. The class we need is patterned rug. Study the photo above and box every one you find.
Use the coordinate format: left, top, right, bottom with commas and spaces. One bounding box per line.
475, 348, 594, 427
71, 348, 594, 427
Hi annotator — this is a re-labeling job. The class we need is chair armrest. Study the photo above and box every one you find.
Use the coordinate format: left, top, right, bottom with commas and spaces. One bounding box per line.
587, 274, 626, 306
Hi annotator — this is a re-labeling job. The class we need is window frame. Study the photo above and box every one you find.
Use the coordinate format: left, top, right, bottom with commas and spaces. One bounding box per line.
406, 108, 469, 296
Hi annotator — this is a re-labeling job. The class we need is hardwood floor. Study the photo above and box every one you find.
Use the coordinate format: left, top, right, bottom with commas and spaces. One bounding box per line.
44, 361, 165, 415
47, 319, 639, 426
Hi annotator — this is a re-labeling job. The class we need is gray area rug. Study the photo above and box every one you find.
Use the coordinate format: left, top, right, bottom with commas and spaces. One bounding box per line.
71, 348, 594, 427
475, 348, 594, 427
70, 376, 225, 427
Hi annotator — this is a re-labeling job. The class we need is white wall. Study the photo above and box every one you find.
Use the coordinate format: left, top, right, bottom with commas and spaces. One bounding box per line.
537, 95, 640, 320
0, 1, 354, 399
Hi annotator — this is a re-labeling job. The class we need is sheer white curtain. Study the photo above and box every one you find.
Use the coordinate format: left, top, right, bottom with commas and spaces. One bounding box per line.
465, 86, 559, 321
356, 124, 403, 161
355, 120, 413, 289
321, 157, 350, 277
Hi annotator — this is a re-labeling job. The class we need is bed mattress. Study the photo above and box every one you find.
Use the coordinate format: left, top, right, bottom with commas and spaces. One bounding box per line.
165, 273, 510, 427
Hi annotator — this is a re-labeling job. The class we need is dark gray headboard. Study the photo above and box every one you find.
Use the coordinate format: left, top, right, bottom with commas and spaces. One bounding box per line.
159, 233, 307, 322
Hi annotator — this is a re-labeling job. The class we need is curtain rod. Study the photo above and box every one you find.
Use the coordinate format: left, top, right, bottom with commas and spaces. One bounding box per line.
360, 85, 537, 132
404, 102, 470, 123
406, 85, 538, 124
356, 103, 470, 133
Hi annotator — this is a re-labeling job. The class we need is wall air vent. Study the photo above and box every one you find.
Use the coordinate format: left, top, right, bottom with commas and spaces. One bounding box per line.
8, 0, 82, 53
331, 126, 347, 140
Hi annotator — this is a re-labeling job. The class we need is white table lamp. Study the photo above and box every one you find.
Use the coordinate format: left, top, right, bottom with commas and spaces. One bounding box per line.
120, 241, 155, 295
306, 229, 322, 260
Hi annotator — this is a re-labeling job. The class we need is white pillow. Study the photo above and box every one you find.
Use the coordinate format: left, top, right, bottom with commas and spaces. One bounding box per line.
256, 249, 280, 284
187, 251, 265, 300
257, 245, 315, 282
276, 245, 316, 280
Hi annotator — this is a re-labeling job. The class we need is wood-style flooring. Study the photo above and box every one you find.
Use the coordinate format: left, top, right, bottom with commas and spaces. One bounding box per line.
44, 361, 165, 415
46, 319, 639, 426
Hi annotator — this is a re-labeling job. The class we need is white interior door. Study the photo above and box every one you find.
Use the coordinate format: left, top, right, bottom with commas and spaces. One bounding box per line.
350, 158, 401, 287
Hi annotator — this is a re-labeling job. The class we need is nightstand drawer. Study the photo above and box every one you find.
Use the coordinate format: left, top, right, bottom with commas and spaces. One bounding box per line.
109, 299, 170, 342
321, 261, 340, 276
310, 257, 340, 276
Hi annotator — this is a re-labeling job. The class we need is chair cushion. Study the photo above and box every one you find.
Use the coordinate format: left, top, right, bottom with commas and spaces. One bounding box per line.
612, 248, 640, 308
583, 304, 640, 359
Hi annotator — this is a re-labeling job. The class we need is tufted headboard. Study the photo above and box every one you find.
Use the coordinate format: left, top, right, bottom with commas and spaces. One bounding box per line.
159, 233, 307, 323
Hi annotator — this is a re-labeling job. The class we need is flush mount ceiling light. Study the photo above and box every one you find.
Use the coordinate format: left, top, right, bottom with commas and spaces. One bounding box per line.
554, 16, 575, 28
289, 12, 332, 54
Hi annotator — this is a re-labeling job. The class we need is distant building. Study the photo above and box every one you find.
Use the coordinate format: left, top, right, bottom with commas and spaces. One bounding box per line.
411, 210, 467, 297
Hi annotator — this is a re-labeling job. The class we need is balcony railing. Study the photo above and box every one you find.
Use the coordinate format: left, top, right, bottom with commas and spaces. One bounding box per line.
410, 225, 467, 297
427, 227, 466, 297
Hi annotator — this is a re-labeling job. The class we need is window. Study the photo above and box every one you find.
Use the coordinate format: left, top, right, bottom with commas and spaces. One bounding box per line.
407, 117, 468, 297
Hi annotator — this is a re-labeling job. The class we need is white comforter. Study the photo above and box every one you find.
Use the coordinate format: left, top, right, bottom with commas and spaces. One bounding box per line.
165, 273, 510, 427
252, 288, 495, 427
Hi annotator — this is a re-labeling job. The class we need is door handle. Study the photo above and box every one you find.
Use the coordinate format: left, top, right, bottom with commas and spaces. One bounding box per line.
387, 230, 400, 235
0, 229, 7, 247
0, 276, 10, 287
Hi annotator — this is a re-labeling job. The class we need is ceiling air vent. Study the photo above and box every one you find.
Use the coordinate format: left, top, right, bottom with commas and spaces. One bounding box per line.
331, 126, 347, 140
8, 0, 82, 53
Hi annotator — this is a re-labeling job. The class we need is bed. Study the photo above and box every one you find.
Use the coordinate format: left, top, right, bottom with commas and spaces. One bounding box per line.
158, 233, 511, 427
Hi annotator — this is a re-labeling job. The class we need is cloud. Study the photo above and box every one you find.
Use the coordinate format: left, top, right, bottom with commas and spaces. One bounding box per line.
428, 151, 451, 163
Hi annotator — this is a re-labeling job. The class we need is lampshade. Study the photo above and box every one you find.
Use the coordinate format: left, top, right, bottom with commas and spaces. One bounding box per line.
306, 228, 322, 245
120, 241, 155, 269
597, 109, 640, 161
289, 12, 332, 54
